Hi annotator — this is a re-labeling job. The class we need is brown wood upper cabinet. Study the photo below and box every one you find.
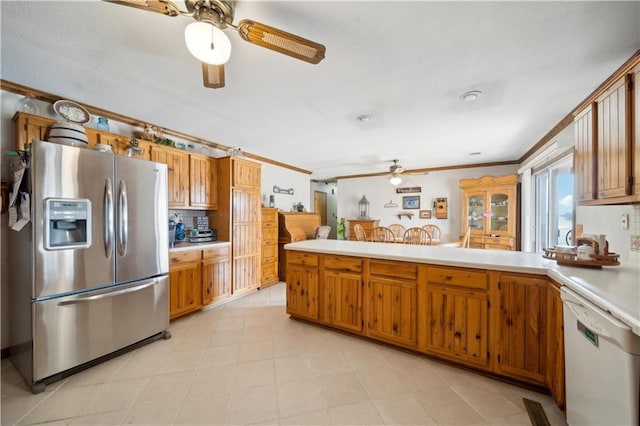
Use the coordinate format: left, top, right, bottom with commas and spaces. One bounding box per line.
574, 56, 639, 205
151, 145, 190, 208
189, 153, 217, 210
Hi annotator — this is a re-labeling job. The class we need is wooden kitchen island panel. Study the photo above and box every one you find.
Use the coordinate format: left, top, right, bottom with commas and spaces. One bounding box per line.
284, 246, 566, 410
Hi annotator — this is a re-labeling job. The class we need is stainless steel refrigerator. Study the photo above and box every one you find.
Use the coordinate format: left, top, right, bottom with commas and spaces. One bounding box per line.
8, 140, 170, 393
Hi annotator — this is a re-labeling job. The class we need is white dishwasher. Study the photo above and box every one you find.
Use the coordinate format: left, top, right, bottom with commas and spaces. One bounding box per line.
561, 287, 640, 426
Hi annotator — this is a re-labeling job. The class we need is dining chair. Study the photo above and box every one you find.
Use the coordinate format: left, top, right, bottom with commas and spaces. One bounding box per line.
353, 223, 367, 241
371, 226, 396, 243
460, 227, 471, 248
422, 224, 442, 241
403, 227, 433, 245
388, 224, 406, 240
315, 225, 331, 239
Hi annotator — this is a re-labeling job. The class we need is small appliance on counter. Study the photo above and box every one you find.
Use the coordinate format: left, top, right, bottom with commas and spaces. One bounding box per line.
188, 228, 217, 243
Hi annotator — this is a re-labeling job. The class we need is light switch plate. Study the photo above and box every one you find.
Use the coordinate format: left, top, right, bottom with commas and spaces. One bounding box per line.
621, 213, 629, 230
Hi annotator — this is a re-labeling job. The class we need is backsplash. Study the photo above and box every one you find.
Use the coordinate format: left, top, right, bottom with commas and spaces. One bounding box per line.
169, 209, 209, 230
631, 205, 640, 252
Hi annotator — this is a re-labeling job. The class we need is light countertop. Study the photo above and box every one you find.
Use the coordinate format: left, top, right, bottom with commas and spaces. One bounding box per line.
285, 239, 640, 336
169, 241, 231, 252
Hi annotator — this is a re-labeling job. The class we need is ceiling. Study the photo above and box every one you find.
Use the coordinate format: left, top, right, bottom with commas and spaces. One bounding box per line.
1, 1, 639, 181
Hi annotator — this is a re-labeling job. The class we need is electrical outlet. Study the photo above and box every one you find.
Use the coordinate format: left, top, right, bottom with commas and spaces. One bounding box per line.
621, 213, 629, 230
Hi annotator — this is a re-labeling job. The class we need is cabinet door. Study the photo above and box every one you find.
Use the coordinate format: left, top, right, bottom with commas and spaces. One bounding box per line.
596, 75, 631, 199
423, 285, 489, 368
14, 112, 54, 150
463, 191, 486, 235
97, 133, 127, 156
368, 277, 417, 347
190, 154, 217, 209
151, 146, 189, 207
322, 270, 363, 332
574, 104, 597, 202
232, 158, 261, 189
232, 188, 261, 294
286, 264, 319, 320
496, 274, 548, 384
546, 281, 565, 409
202, 256, 230, 305
488, 187, 515, 237
169, 260, 201, 319
633, 63, 640, 197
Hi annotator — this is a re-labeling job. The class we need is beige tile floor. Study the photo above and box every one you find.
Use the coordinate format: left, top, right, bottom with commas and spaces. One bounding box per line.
1, 283, 567, 425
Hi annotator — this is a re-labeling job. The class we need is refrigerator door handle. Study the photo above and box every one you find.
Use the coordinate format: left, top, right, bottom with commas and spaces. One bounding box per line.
104, 178, 114, 259
117, 180, 128, 256
57, 279, 159, 305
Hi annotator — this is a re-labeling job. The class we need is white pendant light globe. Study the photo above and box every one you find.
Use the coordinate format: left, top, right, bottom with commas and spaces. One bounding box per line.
389, 175, 402, 186
184, 22, 232, 65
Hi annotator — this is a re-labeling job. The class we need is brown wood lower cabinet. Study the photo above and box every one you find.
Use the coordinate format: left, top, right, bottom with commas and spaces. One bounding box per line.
321, 255, 363, 332
169, 246, 231, 320
169, 251, 202, 319
368, 260, 419, 348
420, 266, 490, 369
285, 250, 566, 411
495, 273, 549, 385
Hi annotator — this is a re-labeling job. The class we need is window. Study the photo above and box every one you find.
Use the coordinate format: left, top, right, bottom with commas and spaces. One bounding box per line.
533, 155, 574, 252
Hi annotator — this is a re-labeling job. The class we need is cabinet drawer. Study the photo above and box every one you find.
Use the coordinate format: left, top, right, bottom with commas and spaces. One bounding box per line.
170, 250, 200, 264
262, 244, 277, 259
288, 251, 318, 267
323, 255, 362, 273
262, 227, 278, 242
202, 246, 230, 260
262, 263, 278, 281
261, 211, 277, 223
427, 266, 488, 290
370, 260, 418, 280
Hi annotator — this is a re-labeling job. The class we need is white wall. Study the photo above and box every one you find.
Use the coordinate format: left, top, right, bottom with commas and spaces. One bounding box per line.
337, 164, 519, 241
260, 162, 311, 211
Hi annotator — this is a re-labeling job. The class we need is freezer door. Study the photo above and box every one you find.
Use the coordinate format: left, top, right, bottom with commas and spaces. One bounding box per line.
32, 141, 115, 299
115, 156, 168, 283
33, 276, 169, 382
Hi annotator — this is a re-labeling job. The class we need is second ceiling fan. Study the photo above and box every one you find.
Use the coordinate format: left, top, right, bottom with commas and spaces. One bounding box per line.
106, 0, 326, 89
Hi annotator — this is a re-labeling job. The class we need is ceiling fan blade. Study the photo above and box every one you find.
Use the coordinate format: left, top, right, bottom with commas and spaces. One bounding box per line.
104, 0, 181, 17
236, 19, 326, 64
202, 63, 225, 89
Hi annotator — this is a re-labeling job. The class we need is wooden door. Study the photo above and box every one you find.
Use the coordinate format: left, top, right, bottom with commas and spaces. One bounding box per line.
496, 274, 548, 385
596, 75, 631, 199
322, 270, 363, 332
574, 104, 597, 202
232, 188, 261, 294
190, 154, 218, 209
96, 133, 127, 155
423, 286, 489, 368
313, 191, 328, 225
151, 146, 189, 208
286, 264, 319, 320
633, 63, 640, 197
169, 260, 201, 319
546, 281, 565, 409
202, 254, 230, 306
368, 277, 417, 347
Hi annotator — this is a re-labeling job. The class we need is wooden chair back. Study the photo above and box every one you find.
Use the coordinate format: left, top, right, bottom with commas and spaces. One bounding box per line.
422, 224, 442, 241
371, 226, 396, 243
403, 227, 433, 245
460, 227, 471, 248
388, 224, 406, 239
353, 223, 367, 241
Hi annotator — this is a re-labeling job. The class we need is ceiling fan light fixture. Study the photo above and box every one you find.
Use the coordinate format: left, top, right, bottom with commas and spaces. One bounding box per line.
389, 175, 402, 186
185, 22, 232, 65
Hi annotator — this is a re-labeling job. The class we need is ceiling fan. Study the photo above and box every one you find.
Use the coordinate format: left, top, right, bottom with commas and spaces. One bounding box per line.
387, 159, 428, 185
106, 0, 326, 89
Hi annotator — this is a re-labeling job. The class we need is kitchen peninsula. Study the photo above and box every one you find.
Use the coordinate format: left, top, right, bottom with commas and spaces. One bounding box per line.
284, 239, 640, 410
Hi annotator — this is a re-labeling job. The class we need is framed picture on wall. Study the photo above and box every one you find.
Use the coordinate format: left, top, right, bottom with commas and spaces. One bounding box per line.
419, 210, 431, 219
402, 195, 420, 209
